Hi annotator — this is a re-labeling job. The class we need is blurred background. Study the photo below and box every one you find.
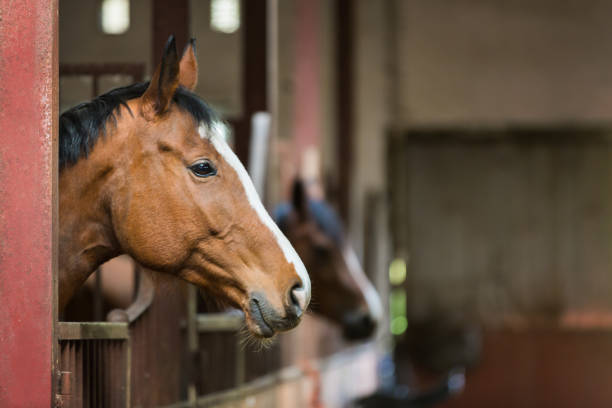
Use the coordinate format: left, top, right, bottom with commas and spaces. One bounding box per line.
59, 0, 612, 406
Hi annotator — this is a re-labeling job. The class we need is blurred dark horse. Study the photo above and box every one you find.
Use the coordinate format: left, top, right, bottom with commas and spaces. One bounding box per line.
274, 179, 383, 340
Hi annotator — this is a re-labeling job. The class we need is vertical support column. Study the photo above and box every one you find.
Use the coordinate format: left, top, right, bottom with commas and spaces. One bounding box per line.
235, 0, 268, 167
0, 0, 58, 405
292, 0, 321, 159
335, 0, 354, 222
152, 0, 189, 65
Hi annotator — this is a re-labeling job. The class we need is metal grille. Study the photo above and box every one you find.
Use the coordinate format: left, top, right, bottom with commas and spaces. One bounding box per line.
57, 323, 130, 408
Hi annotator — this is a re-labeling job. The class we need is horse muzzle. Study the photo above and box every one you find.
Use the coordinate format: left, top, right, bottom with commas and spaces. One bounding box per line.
247, 291, 303, 338
342, 310, 378, 340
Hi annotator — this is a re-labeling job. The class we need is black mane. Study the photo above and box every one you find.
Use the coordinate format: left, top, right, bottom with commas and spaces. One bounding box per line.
59, 82, 217, 169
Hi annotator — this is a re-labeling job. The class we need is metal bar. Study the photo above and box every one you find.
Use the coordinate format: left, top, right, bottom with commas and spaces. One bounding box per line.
93, 269, 103, 321
92, 341, 96, 408
187, 285, 198, 406
103, 340, 109, 408
109, 341, 115, 408
0, 0, 58, 405
235, 336, 246, 386
125, 333, 131, 408
59, 63, 146, 78
187, 286, 199, 351
69, 342, 75, 407
159, 339, 384, 408
95, 342, 99, 408
266, 0, 280, 206
76, 341, 83, 408
132, 264, 141, 302
58, 322, 129, 340
107, 266, 155, 324
83, 341, 89, 408
196, 313, 244, 332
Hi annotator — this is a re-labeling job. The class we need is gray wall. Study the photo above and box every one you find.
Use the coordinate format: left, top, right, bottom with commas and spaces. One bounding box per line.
60, 0, 152, 68
395, 0, 612, 126
386, 0, 612, 323
396, 131, 612, 322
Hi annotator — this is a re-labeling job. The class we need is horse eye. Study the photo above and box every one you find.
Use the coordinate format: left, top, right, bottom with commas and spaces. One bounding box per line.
189, 160, 217, 178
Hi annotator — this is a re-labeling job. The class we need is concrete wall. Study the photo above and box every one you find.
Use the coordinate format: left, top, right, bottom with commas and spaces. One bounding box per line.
395, 0, 612, 126
398, 131, 612, 322
386, 0, 612, 322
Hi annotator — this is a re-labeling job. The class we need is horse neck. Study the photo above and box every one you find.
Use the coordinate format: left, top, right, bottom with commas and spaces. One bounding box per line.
58, 157, 120, 311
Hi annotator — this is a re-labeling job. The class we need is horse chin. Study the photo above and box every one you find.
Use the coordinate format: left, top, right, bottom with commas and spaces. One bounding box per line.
239, 315, 277, 350
244, 301, 277, 339
245, 316, 276, 338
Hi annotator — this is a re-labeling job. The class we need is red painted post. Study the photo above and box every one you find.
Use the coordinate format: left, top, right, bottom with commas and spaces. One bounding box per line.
0, 0, 58, 405
293, 0, 321, 156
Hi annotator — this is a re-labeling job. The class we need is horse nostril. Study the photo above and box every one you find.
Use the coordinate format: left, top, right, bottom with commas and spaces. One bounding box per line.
342, 311, 377, 340
289, 283, 306, 318
362, 314, 376, 330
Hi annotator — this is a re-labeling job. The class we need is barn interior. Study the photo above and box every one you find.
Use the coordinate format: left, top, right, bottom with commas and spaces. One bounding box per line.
53, 0, 612, 406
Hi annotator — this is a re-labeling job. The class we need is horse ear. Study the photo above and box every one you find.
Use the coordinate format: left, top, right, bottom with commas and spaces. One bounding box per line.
179, 38, 198, 91
142, 35, 180, 118
292, 179, 310, 221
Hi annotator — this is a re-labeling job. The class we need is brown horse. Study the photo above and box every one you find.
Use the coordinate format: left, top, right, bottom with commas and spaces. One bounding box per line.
58, 37, 310, 338
274, 180, 382, 340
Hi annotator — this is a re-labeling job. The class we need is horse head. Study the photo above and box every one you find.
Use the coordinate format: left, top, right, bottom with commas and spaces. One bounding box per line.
274, 180, 382, 340
58, 37, 310, 338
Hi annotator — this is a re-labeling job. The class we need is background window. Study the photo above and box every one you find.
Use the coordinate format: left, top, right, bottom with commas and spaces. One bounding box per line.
100, 0, 130, 35
210, 0, 240, 34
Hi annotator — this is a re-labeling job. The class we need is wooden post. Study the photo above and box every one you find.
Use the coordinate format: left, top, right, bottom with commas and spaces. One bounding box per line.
234, 0, 269, 166
335, 0, 354, 222
0, 0, 59, 404
152, 0, 190, 65
293, 0, 321, 157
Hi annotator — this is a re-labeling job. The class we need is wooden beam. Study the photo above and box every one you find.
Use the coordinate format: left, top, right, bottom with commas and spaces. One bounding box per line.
196, 312, 244, 332
152, 0, 190, 65
234, 0, 268, 166
335, 0, 354, 222
57, 322, 129, 340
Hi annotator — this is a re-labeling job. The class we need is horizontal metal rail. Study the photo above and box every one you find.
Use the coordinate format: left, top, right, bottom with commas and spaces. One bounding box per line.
107, 265, 155, 324
161, 340, 381, 408
58, 322, 129, 340
196, 312, 244, 332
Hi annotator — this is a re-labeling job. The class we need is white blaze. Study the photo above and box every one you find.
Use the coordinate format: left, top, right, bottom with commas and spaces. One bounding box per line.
199, 122, 311, 306
343, 246, 384, 322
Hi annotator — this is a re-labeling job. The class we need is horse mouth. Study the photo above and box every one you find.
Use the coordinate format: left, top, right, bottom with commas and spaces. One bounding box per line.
248, 298, 275, 338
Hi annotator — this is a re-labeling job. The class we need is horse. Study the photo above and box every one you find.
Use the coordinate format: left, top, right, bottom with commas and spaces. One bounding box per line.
273, 179, 383, 340
58, 36, 310, 339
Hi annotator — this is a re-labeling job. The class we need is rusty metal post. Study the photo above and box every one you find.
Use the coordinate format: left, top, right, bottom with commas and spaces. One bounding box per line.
0, 0, 59, 405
